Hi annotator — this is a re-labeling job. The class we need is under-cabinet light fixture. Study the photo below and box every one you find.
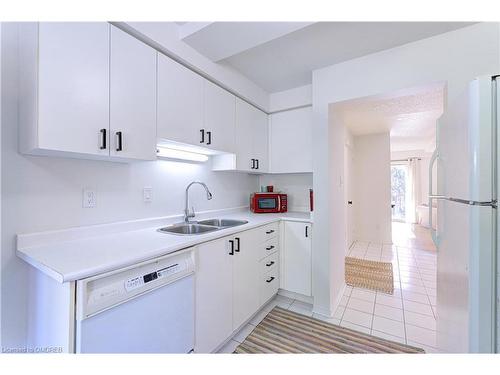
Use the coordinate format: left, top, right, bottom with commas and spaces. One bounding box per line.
156, 146, 209, 163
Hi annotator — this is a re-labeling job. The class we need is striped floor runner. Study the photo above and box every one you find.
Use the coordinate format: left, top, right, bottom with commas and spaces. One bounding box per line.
234, 307, 424, 353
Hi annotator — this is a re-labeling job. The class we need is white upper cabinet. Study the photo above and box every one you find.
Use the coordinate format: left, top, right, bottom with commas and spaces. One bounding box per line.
19, 23, 158, 161
157, 54, 205, 146
19, 22, 110, 157
269, 107, 313, 173
110, 26, 157, 160
204, 81, 236, 153
252, 108, 269, 172
234, 99, 268, 172
213, 98, 268, 173
157, 58, 236, 153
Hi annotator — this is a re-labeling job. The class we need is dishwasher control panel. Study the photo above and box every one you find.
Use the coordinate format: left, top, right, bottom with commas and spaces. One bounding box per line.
124, 263, 183, 292
77, 248, 195, 319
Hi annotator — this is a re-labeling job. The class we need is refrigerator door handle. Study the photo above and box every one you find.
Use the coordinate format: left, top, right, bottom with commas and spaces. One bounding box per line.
429, 148, 440, 246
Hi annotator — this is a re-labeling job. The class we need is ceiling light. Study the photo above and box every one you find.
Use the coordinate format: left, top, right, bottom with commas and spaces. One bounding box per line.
156, 146, 209, 163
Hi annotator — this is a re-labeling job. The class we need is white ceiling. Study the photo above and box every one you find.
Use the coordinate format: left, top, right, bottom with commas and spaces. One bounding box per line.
176, 22, 473, 92
179, 22, 313, 62
335, 84, 444, 152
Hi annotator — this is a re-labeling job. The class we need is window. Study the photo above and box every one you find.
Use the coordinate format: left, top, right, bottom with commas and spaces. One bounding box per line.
391, 164, 408, 221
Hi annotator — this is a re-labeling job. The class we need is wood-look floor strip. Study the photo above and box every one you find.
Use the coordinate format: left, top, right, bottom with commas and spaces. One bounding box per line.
234, 307, 424, 354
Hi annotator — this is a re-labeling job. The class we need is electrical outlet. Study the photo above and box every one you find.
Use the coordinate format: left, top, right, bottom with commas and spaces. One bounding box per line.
83, 189, 96, 208
143, 187, 153, 203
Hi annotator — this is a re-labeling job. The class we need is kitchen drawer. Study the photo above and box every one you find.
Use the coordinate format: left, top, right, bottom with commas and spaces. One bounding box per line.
260, 269, 279, 306
257, 222, 279, 243
259, 237, 278, 260
260, 252, 278, 275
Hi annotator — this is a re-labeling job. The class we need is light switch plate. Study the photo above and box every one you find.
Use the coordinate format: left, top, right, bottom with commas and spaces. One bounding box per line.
83, 189, 96, 208
143, 187, 153, 203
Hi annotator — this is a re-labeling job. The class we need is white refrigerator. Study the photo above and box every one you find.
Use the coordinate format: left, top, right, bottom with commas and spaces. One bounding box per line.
430, 75, 497, 353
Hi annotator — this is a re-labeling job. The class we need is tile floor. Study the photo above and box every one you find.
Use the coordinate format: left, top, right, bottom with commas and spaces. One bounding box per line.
219, 222, 439, 353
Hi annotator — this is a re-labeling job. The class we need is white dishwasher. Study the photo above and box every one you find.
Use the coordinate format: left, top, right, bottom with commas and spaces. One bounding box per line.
75, 248, 195, 353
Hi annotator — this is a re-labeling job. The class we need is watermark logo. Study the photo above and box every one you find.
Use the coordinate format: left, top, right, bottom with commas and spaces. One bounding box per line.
2, 346, 63, 354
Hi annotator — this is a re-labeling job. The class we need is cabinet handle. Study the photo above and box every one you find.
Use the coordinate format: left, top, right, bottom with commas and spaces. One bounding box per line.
200, 129, 205, 144
305, 226, 309, 238
266, 277, 275, 283
207, 131, 212, 145
229, 240, 234, 255
266, 261, 275, 267
115, 131, 123, 152
251, 159, 255, 169
235, 237, 240, 252
266, 230, 275, 234
266, 245, 275, 251
348, 201, 353, 205
256, 159, 259, 170
100, 129, 107, 150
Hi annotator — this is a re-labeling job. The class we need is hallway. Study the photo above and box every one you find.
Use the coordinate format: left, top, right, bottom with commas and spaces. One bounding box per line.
340, 222, 438, 351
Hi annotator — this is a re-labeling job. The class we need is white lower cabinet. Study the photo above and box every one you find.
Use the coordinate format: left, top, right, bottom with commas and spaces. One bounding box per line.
195, 237, 233, 353
194, 224, 280, 353
281, 221, 312, 296
232, 231, 260, 330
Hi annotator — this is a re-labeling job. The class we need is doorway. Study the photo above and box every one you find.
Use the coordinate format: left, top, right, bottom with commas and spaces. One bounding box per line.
391, 162, 408, 222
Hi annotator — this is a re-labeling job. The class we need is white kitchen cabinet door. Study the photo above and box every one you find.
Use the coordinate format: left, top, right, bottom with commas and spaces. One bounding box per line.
232, 231, 260, 330
235, 99, 257, 171
269, 107, 313, 173
204, 81, 236, 153
252, 109, 269, 172
195, 238, 233, 353
282, 221, 312, 296
29, 23, 110, 156
109, 26, 157, 160
157, 54, 204, 146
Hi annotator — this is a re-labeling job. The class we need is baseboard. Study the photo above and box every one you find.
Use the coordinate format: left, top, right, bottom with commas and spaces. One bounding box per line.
278, 289, 313, 304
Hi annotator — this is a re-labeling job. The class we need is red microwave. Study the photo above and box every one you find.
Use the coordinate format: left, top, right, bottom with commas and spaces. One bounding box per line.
250, 193, 287, 213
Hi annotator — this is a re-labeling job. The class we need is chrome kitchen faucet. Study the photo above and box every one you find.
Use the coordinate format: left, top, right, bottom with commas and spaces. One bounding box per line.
184, 181, 213, 223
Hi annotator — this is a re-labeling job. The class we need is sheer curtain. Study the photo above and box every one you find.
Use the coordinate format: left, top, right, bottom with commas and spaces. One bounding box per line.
405, 158, 420, 224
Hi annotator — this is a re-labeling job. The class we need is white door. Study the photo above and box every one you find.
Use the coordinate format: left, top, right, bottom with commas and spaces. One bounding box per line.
204, 81, 236, 153
37, 23, 109, 156
109, 26, 157, 160
232, 232, 260, 329
157, 54, 204, 145
269, 107, 313, 173
345, 143, 354, 250
282, 221, 312, 296
252, 109, 269, 172
435, 76, 496, 353
235, 99, 255, 171
195, 238, 233, 353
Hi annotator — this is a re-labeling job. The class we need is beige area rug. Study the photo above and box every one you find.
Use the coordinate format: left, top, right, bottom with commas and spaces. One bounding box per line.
234, 307, 424, 353
345, 257, 394, 294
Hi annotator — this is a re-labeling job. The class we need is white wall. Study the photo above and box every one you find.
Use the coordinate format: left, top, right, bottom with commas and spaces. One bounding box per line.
123, 22, 270, 111
269, 84, 312, 112
258, 174, 313, 212
312, 23, 500, 316
352, 133, 392, 243
0, 22, 2, 348
0, 23, 258, 348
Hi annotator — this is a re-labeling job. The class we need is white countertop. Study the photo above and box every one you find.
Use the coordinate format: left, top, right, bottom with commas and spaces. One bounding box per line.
16, 208, 312, 283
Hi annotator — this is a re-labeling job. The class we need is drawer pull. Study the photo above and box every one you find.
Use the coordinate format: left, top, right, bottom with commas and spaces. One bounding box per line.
266, 230, 275, 234
266, 261, 275, 267
266, 245, 275, 251
266, 277, 275, 283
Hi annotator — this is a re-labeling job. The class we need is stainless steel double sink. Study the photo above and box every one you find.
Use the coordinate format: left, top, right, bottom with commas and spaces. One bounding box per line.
158, 218, 249, 236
